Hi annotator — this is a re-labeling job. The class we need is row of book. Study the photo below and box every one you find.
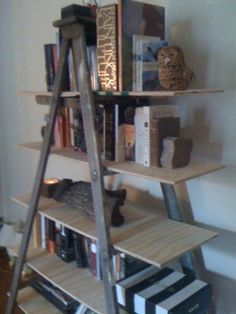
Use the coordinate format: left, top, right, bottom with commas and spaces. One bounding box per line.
49, 103, 180, 168
44, 43, 98, 93
96, 1, 166, 92
41, 215, 147, 281
51, 105, 103, 152
45, 1, 166, 93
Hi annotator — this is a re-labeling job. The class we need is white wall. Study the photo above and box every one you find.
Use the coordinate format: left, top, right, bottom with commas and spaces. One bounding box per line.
0, 0, 236, 312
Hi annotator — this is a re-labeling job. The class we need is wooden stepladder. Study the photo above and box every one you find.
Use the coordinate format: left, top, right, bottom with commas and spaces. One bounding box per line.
6, 11, 119, 314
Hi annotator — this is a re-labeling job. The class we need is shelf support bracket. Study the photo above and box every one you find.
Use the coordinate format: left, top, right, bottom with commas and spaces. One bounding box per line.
160, 183, 201, 278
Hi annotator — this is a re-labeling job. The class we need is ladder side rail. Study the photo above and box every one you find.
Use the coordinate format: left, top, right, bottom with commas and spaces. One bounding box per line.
6, 38, 70, 314
71, 25, 119, 314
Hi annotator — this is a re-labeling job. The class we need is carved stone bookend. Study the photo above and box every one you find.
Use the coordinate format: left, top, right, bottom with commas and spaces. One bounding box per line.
53, 179, 126, 227
160, 137, 193, 169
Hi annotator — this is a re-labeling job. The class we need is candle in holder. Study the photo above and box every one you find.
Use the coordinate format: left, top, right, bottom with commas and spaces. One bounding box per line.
41, 178, 60, 198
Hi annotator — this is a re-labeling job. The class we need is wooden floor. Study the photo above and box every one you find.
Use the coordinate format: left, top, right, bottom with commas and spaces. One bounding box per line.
0, 250, 23, 314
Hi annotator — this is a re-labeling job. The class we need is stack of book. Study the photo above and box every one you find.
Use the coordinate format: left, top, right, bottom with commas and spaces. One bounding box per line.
52, 105, 104, 153
40, 216, 149, 282
103, 103, 180, 167
31, 273, 97, 313
96, 0, 166, 92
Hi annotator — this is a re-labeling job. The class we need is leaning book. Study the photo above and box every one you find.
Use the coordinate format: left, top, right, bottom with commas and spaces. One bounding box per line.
118, 0, 165, 91
134, 36, 168, 91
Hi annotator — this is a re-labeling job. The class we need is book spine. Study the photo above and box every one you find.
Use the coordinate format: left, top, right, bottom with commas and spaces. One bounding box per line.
58, 109, 67, 148
96, 4, 118, 91
45, 217, 49, 251
55, 222, 61, 257
135, 107, 144, 164
44, 44, 55, 92
59, 226, 75, 263
69, 108, 74, 148
104, 106, 115, 160
150, 118, 159, 167
54, 115, 61, 148
48, 220, 57, 254
90, 240, 97, 278
41, 214, 46, 249
115, 104, 126, 162
143, 106, 151, 167
136, 40, 143, 92
84, 238, 92, 273
73, 233, 87, 268
73, 110, 79, 151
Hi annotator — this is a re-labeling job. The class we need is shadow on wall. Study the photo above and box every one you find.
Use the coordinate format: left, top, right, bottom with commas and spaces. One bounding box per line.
181, 107, 222, 161
170, 19, 209, 89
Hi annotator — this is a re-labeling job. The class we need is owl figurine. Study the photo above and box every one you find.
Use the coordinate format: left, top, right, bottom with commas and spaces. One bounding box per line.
158, 46, 195, 90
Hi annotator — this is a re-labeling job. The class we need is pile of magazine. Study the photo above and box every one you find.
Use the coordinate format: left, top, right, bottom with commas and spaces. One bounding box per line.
31, 274, 96, 314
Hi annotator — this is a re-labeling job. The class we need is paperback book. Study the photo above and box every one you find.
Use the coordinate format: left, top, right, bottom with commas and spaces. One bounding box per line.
133, 36, 168, 91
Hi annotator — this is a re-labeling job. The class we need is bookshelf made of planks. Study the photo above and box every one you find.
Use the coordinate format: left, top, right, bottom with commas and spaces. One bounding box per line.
15, 142, 224, 185
12, 194, 217, 268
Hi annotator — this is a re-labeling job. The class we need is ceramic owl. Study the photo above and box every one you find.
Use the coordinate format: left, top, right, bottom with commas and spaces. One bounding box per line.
158, 46, 195, 90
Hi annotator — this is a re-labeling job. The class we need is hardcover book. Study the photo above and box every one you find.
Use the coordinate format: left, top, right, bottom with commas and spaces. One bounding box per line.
134, 36, 168, 91
118, 0, 165, 91
104, 103, 133, 162
135, 106, 177, 166
97, 4, 118, 91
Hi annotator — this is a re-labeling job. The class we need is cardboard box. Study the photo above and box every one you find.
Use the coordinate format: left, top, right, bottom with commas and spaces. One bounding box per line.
116, 266, 212, 314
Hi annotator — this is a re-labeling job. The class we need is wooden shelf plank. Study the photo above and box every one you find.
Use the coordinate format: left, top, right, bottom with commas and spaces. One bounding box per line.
12, 194, 158, 242
15, 142, 224, 184
12, 194, 58, 211
15, 248, 106, 314
13, 194, 217, 268
18, 88, 224, 99
17, 287, 62, 314
115, 218, 217, 267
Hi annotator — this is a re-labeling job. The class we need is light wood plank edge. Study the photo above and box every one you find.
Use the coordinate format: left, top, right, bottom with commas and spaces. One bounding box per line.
114, 229, 218, 268
11, 193, 158, 242
107, 163, 225, 185
17, 287, 62, 314
14, 142, 225, 185
11, 193, 218, 269
17, 89, 224, 98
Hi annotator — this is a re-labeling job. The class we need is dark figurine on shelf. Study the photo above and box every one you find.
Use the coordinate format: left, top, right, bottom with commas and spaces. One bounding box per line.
160, 137, 193, 169
53, 179, 127, 227
158, 46, 195, 90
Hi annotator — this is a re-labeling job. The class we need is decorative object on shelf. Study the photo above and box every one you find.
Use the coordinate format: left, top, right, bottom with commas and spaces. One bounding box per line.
53, 179, 127, 227
158, 46, 195, 90
160, 137, 193, 169
116, 265, 212, 314
41, 178, 60, 198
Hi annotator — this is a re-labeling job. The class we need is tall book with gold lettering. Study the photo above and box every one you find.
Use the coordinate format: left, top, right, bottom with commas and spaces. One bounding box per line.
96, 4, 119, 91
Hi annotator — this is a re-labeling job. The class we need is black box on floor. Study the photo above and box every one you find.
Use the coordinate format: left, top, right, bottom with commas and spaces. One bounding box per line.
116, 266, 212, 314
